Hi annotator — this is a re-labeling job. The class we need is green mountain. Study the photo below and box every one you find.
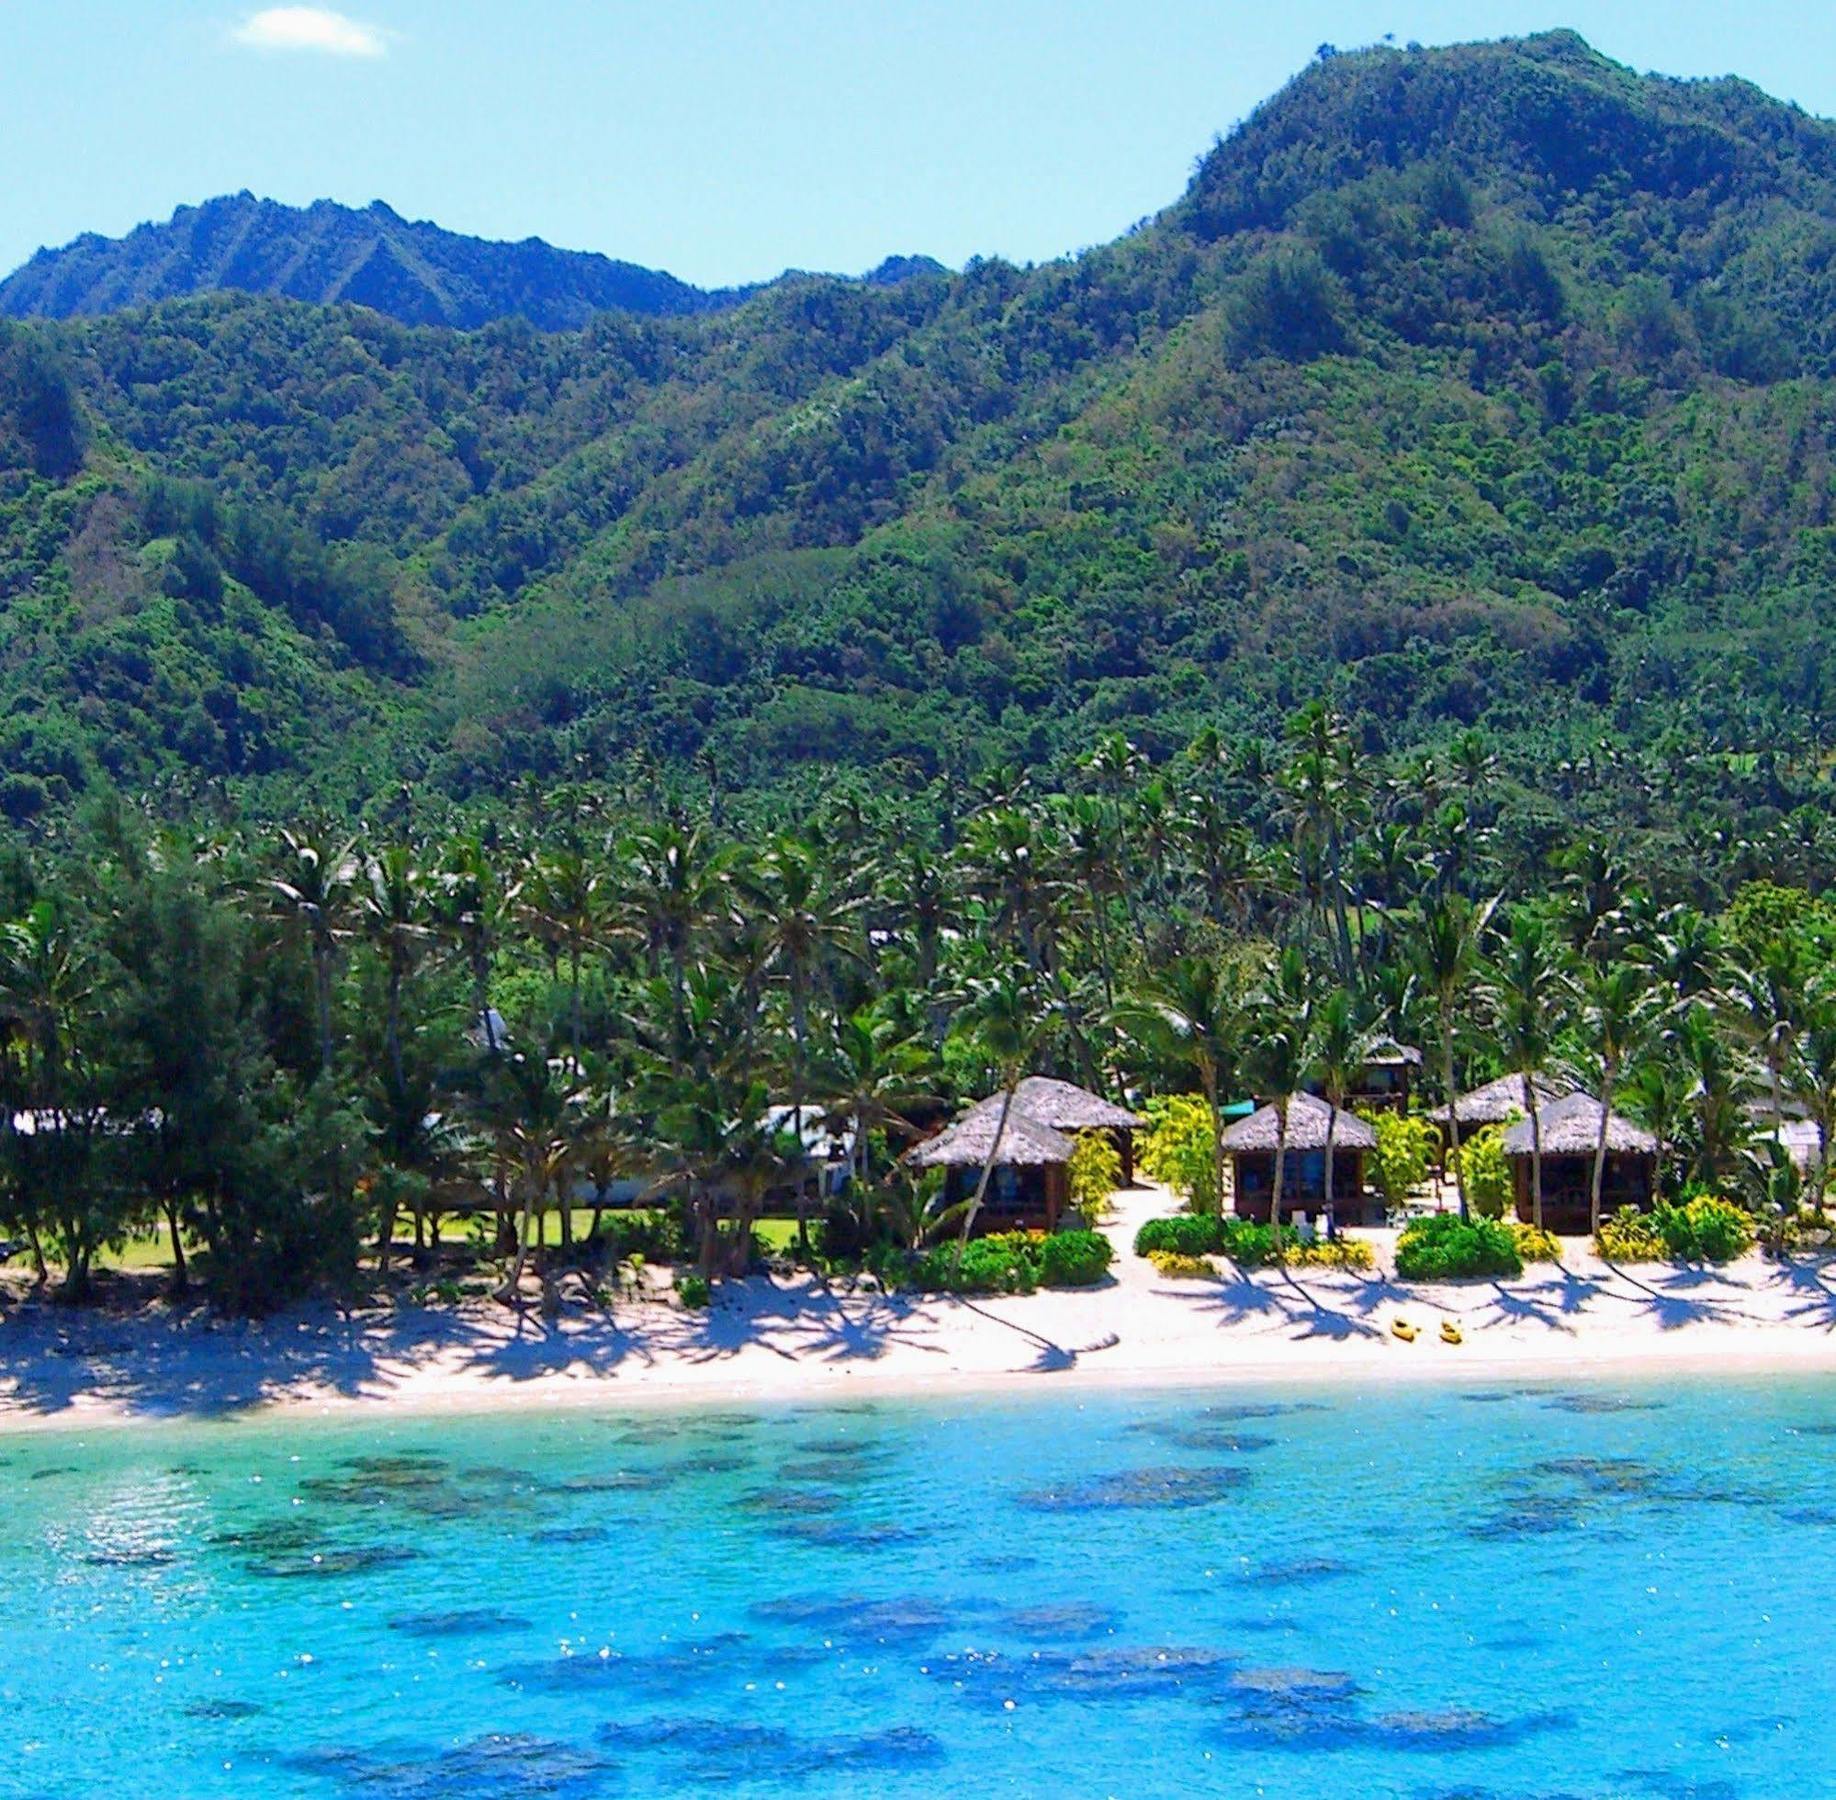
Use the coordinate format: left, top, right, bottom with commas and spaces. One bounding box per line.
0, 193, 948, 332
0, 193, 740, 329
4, 30, 1836, 829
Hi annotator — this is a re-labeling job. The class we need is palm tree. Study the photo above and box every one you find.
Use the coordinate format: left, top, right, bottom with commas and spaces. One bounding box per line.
0, 903, 97, 1290
432, 836, 513, 1053
267, 828, 356, 1076
358, 844, 431, 1101
953, 963, 1046, 1253
964, 808, 1064, 973
1281, 703, 1362, 980
1486, 910, 1569, 1231
1411, 893, 1497, 1222
521, 848, 603, 1085
1721, 938, 1808, 1130
1576, 958, 1654, 1235
476, 1037, 585, 1301
615, 822, 731, 1026
1788, 977, 1836, 1211
1243, 947, 1319, 1265
740, 835, 863, 1132
1671, 1000, 1754, 1196
1122, 953, 1249, 1217
1059, 795, 1125, 1013
1311, 987, 1380, 1236
812, 1003, 938, 1193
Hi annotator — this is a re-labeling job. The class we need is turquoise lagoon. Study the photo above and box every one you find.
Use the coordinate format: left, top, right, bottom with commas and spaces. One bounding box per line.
2, 1376, 1833, 1797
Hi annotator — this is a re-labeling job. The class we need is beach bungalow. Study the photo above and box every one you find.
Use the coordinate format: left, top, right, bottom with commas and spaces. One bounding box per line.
902, 1076, 1144, 1233
907, 1097, 1075, 1232
1437, 1072, 1572, 1142
1338, 1039, 1423, 1114
1500, 1093, 1657, 1233
1003, 1076, 1145, 1180
1220, 1093, 1379, 1227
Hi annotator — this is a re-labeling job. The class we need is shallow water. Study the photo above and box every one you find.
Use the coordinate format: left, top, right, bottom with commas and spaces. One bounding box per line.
2, 1375, 1833, 1797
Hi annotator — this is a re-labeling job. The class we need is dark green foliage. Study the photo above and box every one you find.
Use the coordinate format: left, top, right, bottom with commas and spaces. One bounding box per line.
1393, 1212, 1524, 1280
1225, 248, 1346, 362
1653, 1196, 1755, 1262
0, 324, 85, 478
1135, 1214, 1227, 1258
589, 1208, 688, 1264
1133, 1213, 1283, 1267
3, 35, 1836, 827
907, 1230, 1113, 1294
1036, 1228, 1114, 1287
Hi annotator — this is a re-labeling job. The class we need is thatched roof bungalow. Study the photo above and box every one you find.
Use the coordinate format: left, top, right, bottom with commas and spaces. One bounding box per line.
903, 1077, 1144, 1235
1220, 1093, 1380, 1226
907, 1095, 1078, 1233
1501, 1093, 1657, 1232
1008, 1076, 1143, 1133
908, 1099, 1076, 1171
1328, 1038, 1422, 1113
1438, 1072, 1573, 1131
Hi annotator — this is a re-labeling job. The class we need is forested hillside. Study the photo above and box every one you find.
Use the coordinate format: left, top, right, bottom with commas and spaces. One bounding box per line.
0, 193, 728, 329
3, 31, 1836, 867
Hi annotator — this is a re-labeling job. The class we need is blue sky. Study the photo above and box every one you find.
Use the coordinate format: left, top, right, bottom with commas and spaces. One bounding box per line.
4, 2, 1835, 287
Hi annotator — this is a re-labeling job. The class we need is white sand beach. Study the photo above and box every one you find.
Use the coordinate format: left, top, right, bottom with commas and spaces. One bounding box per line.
5, 1185, 1836, 1433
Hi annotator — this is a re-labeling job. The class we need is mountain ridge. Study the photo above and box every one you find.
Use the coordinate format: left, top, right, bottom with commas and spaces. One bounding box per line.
0, 191, 946, 331
2, 31, 1835, 848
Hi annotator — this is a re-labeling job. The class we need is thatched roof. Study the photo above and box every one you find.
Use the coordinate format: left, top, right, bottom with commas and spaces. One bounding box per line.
1501, 1092, 1656, 1157
1011, 1076, 1144, 1132
1438, 1072, 1572, 1127
905, 1075, 1140, 1171
1365, 1038, 1423, 1068
908, 1097, 1074, 1169
1219, 1092, 1377, 1154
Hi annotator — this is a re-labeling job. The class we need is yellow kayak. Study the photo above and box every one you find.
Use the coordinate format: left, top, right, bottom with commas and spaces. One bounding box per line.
1391, 1319, 1418, 1343
1441, 1321, 1463, 1345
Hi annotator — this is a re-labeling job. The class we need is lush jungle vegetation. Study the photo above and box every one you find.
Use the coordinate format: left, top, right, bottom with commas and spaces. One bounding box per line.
5, 34, 1836, 1310
2, 32, 1836, 842
3, 702, 1832, 1312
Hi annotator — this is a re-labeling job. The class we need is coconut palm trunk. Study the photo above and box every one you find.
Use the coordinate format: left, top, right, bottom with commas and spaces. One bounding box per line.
957, 1080, 1018, 1259
1322, 1104, 1338, 1239
1442, 1018, 1467, 1222
1269, 1096, 1290, 1267
1589, 1066, 1617, 1237
1529, 1098, 1544, 1232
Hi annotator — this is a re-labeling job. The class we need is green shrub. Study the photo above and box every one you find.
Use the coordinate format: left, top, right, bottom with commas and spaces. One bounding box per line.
1595, 1211, 1667, 1262
1149, 1250, 1218, 1279
1454, 1124, 1512, 1219
1138, 1095, 1218, 1209
1067, 1131, 1123, 1216
1135, 1211, 1371, 1270
910, 1230, 1042, 1295
594, 1208, 688, 1264
1509, 1222, 1563, 1263
1038, 1229, 1114, 1287
1597, 1198, 1754, 1264
676, 1272, 711, 1308
1657, 1196, 1755, 1263
1363, 1111, 1440, 1209
1216, 1218, 1280, 1267
1134, 1214, 1224, 1258
1394, 1212, 1523, 1280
